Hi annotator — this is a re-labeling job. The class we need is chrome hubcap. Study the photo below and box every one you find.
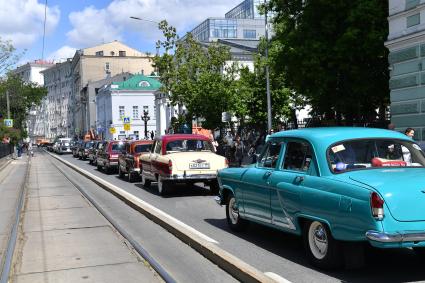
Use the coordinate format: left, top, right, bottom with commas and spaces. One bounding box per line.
228, 198, 239, 224
308, 221, 328, 260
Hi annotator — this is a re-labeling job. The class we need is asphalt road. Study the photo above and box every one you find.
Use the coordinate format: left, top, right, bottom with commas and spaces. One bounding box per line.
52, 150, 425, 283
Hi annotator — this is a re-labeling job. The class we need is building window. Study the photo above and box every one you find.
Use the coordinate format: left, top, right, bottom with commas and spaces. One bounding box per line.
119, 106, 125, 119
110, 51, 115, 56
243, 29, 256, 39
133, 131, 139, 139
119, 51, 126, 57
153, 105, 156, 117
407, 13, 420, 27
406, 0, 420, 10
95, 51, 104, 56
105, 62, 110, 71
143, 105, 149, 114
133, 106, 139, 119
139, 81, 150, 87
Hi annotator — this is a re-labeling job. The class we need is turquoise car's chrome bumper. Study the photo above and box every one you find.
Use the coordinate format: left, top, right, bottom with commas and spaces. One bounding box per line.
366, 230, 425, 243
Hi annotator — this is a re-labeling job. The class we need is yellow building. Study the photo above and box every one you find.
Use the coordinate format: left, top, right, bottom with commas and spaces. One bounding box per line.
71, 40, 154, 137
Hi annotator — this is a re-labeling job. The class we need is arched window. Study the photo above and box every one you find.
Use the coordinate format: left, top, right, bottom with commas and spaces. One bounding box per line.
139, 81, 150, 87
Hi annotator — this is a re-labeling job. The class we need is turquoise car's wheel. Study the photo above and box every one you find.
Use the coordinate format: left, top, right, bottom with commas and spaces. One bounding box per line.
303, 221, 342, 269
226, 194, 247, 232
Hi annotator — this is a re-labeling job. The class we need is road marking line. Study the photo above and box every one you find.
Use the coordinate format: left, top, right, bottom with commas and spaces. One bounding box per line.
56, 155, 218, 244
264, 272, 292, 283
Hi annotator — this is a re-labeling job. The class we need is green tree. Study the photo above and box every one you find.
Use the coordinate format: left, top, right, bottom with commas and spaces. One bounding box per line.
0, 73, 47, 142
154, 22, 239, 130
0, 37, 24, 74
267, 0, 389, 124
235, 38, 296, 130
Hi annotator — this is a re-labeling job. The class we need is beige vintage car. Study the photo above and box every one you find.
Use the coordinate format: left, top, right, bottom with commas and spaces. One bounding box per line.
139, 134, 228, 195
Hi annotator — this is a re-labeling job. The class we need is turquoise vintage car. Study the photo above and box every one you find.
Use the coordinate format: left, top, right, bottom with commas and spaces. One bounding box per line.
215, 127, 425, 269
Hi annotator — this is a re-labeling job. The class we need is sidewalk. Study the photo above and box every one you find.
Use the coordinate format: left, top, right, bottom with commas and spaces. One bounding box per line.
8, 154, 161, 282
0, 157, 28, 279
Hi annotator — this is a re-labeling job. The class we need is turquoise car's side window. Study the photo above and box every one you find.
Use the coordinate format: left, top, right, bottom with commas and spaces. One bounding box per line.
282, 141, 312, 172
258, 141, 283, 169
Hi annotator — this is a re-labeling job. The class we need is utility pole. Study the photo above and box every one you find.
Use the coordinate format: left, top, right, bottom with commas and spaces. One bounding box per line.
265, 0, 272, 133
6, 90, 10, 119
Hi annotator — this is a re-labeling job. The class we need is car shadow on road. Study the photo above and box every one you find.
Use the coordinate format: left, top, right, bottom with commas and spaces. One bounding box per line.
204, 218, 425, 283
134, 183, 214, 198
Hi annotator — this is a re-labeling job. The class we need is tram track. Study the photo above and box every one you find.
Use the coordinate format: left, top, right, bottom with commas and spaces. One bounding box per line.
47, 156, 176, 283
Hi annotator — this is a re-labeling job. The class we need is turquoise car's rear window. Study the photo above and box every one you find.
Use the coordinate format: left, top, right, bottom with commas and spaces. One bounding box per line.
328, 139, 425, 173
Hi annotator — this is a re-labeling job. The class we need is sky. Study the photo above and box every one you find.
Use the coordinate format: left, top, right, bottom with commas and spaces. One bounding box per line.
0, 0, 242, 65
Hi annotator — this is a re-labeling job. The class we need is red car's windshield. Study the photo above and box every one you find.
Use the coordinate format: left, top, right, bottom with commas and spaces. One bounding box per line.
135, 144, 151, 153
111, 142, 125, 152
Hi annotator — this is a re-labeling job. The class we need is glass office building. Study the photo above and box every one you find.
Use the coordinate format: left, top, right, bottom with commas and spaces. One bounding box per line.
189, 0, 266, 42
225, 0, 264, 19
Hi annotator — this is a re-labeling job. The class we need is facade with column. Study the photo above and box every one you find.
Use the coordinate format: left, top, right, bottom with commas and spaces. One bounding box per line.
96, 74, 159, 140
155, 92, 178, 136
386, 0, 425, 141
71, 40, 155, 138
42, 59, 73, 138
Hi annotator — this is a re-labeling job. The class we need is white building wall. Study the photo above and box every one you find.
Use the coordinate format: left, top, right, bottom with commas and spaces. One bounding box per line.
97, 87, 157, 140
30, 66, 47, 85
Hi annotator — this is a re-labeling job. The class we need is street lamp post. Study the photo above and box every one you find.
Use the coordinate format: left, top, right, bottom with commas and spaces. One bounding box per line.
141, 110, 150, 139
265, 0, 272, 133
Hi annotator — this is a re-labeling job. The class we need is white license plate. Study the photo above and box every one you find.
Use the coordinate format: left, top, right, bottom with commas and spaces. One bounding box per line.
189, 162, 210, 169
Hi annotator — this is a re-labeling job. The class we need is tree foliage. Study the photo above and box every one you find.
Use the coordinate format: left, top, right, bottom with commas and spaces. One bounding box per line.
0, 37, 23, 75
154, 21, 239, 130
267, 0, 389, 124
0, 73, 48, 142
154, 21, 294, 131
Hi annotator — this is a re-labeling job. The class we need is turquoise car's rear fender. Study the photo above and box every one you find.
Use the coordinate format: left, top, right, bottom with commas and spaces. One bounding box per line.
293, 214, 333, 236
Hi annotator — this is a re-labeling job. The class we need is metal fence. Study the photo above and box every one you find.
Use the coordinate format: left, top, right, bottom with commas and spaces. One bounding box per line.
0, 144, 13, 159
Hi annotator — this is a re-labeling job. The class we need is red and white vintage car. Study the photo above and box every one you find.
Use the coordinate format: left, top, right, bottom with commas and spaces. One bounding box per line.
139, 134, 227, 195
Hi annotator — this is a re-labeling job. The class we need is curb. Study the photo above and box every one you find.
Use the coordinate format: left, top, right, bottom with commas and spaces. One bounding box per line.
48, 152, 277, 283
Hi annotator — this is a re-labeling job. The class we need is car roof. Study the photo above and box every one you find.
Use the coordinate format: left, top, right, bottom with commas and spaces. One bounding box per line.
129, 140, 154, 145
270, 127, 411, 146
158, 134, 210, 143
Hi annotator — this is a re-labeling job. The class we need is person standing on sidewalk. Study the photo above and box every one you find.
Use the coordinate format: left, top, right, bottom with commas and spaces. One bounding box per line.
234, 137, 243, 167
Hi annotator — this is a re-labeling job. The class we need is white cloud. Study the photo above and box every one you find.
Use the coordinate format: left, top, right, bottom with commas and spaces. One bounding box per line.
67, 6, 122, 47
47, 45, 77, 62
66, 0, 240, 47
0, 0, 60, 48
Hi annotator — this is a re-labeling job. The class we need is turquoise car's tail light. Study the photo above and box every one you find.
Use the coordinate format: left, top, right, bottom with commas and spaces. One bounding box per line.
371, 192, 384, 220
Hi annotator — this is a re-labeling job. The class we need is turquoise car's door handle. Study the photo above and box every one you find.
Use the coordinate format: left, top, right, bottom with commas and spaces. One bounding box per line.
264, 171, 272, 178
294, 176, 305, 183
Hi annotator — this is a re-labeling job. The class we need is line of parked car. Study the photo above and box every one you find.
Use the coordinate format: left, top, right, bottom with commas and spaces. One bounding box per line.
50, 134, 229, 196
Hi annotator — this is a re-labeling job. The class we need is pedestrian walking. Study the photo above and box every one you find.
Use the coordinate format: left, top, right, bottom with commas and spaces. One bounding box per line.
150, 130, 154, 140
234, 137, 243, 167
405, 127, 415, 138
248, 144, 257, 164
